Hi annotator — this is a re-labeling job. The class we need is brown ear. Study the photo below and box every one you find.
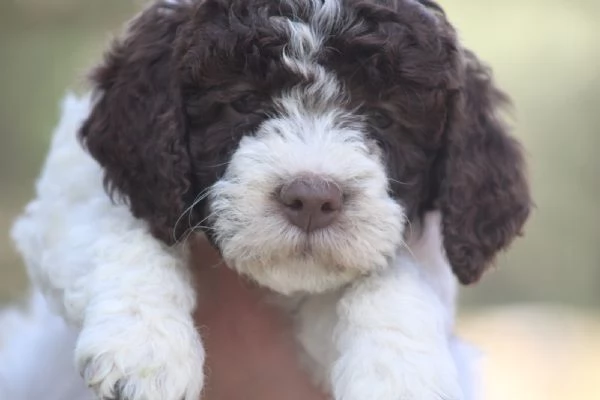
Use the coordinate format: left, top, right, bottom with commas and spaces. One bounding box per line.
79, 2, 196, 244
438, 49, 532, 285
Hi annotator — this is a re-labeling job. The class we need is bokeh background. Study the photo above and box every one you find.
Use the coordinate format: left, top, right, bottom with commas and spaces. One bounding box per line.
0, 0, 598, 398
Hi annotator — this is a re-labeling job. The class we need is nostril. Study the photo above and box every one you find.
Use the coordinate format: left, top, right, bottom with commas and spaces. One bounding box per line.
321, 201, 336, 213
288, 199, 303, 211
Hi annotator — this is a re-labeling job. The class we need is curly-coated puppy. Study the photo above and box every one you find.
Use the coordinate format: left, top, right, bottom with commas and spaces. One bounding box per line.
10, 1, 531, 399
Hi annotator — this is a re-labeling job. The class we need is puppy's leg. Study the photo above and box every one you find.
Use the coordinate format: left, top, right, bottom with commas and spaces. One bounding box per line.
73, 230, 204, 400
11, 94, 205, 400
330, 256, 463, 400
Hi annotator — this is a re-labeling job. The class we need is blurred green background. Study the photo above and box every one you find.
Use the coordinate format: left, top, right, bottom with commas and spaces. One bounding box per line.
0, 1, 599, 398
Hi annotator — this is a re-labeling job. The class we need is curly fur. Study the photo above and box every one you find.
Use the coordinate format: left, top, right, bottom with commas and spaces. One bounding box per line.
6, 1, 530, 399
81, 0, 530, 283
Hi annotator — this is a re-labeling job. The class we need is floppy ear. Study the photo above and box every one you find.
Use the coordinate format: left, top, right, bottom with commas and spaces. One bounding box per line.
437, 49, 532, 285
79, 2, 196, 244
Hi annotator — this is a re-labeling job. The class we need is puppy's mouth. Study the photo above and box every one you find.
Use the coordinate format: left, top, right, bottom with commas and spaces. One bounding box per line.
292, 231, 335, 256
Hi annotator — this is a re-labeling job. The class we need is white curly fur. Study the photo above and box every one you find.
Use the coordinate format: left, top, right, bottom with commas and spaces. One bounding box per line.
9, 94, 204, 400
210, 102, 404, 295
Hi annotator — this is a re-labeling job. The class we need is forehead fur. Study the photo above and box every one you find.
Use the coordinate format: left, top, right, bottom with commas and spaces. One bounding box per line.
174, 0, 461, 99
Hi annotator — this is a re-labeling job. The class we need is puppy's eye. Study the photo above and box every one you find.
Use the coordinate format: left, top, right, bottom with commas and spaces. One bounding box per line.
230, 93, 262, 114
367, 108, 393, 129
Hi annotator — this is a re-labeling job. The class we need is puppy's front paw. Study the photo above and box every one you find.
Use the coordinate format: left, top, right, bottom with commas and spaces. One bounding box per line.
75, 316, 204, 400
332, 344, 463, 400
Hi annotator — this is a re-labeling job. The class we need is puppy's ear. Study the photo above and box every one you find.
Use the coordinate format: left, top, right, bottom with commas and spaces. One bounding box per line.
437, 50, 532, 285
80, 2, 194, 244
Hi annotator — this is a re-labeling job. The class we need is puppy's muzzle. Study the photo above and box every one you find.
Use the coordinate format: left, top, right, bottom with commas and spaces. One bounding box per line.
278, 175, 343, 233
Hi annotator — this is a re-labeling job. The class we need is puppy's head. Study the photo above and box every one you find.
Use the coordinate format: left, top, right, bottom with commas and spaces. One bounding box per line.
80, 0, 531, 294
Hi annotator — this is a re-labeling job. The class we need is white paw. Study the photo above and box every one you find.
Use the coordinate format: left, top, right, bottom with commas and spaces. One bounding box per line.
331, 344, 463, 400
75, 316, 204, 400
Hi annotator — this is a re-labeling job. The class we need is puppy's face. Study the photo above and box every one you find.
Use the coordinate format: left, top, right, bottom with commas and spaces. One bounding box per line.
81, 0, 531, 294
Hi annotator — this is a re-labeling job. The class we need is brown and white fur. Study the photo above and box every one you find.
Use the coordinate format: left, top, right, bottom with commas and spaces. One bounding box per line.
4, 1, 531, 399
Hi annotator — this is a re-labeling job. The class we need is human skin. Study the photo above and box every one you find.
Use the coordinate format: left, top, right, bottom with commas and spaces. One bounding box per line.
189, 238, 328, 400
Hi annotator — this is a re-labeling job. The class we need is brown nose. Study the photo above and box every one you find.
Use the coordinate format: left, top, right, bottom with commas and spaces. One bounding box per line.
279, 177, 343, 232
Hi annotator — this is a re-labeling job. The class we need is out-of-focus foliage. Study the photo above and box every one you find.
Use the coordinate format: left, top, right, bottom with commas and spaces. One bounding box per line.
0, 0, 137, 302
442, 0, 600, 309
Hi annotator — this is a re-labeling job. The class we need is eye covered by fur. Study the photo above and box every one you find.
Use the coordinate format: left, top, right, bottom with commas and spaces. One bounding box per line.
79, 0, 531, 284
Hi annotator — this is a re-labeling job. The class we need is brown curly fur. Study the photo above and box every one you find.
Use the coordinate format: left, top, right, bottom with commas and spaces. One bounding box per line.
79, 0, 532, 285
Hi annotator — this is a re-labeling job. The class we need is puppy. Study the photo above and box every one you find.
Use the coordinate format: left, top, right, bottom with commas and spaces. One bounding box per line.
10, 0, 531, 399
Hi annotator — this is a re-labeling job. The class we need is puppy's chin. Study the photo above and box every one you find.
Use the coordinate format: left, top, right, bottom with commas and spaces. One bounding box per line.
217, 218, 405, 295
229, 257, 364, 295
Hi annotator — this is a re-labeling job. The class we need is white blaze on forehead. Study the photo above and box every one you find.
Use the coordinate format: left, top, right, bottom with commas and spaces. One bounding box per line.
279, 0, 349, 116
283, 0, 343, 59
286, 0, 344, 35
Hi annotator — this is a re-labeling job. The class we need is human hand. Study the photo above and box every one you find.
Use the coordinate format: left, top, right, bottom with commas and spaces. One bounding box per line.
189, 239, 328, 400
